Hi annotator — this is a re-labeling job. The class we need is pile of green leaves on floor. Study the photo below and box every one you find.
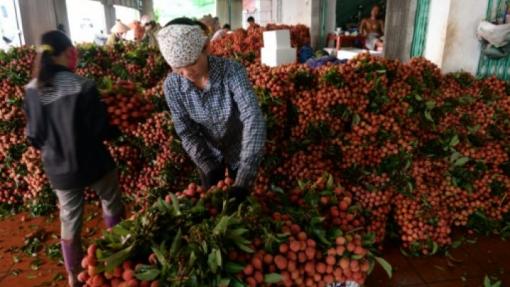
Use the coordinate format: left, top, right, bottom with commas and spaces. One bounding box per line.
94, 188, 263, 286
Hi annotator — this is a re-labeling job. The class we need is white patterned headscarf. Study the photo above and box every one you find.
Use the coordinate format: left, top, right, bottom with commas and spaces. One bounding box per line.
157, 24, 208, 68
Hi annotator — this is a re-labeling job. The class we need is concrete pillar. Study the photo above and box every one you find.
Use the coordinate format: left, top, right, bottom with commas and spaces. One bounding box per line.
326, 0, 336, 35
18, 0, 58, 45
384, 0, 417, 62
271, 0, 282, 23
53, 0, 70, 35
142, 0, 154, 20
310, 0, 321, 48
104, 3, 117, 33
217, 0, 243, 29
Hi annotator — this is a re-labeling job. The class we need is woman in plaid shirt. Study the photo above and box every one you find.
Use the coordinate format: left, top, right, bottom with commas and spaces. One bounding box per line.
157, 18, 266, 202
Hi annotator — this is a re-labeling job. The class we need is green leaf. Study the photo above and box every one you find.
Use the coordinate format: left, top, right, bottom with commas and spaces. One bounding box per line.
135, 268, 160, 281
215, 248, 222, 267
152, 245, 168, 267
431, 242, 439, 255
213, 215, 231, 236
451, 239, 463, 249
208, 250, 219, 274
231, 279, 247, 287
237, 243, 254, 253
328, 228, 343, 240
450, 152, 462, 162
449, 135, 460, 147
271, 185, 285, 194
352, 113, 361, 125
375, 256, 392, 278
326, 174, 334, 190
188, 250, 197, 267
454, 157, 470, 167
459, 95, 475, 105
312, 228, 331, 246
467, 124, 480, 134
424, 110, 434, 122
219, 278, 231, 287
30, 258, 42, 270
225, 262, 245, 274
169, 193, 181, 215
156, 198, 172, 214
484, 275, 491, 287
425, 100, 436, 109
111, 224, 131, 237
169, 228, 182, 257
229, 228, 249, 238
104, 244, 134, 273
407, 181, 414, 194
52, 273, 65, 282
264, 273, 282, 284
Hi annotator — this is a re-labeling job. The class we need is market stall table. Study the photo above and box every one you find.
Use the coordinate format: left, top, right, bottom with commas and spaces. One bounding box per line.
327, 33, 365, 50
336, 47, 383, 60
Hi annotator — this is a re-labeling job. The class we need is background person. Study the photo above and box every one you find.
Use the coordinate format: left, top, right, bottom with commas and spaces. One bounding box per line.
360, 5, 385, 51
23, 31, 123, 287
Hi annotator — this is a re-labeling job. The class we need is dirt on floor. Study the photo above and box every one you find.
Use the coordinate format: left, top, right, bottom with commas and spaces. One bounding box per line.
0, 205, 508, 287
0, 204, 105, 287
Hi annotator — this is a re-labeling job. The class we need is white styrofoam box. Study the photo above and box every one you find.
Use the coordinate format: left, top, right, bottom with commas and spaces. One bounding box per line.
336, 48, 383, 60
261, 47, 297, 67
263, 30, 292, 50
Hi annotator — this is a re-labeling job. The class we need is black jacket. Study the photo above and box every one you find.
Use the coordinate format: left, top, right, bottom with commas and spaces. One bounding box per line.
24, 67, 116, 190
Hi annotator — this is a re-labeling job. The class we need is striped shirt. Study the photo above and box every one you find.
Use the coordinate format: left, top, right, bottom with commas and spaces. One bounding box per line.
24, 67, 116, 189
163, 56, 266, 188
33, 72, 87, 105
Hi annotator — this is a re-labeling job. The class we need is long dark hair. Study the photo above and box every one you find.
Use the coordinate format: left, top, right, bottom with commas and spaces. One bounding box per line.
32, 30, 73, 88
164, 17, 209, 34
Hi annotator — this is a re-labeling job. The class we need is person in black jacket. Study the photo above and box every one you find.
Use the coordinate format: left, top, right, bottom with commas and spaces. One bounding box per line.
23, 31, 123, 287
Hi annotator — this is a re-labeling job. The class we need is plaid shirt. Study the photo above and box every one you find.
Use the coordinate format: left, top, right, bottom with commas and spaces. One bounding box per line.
164, 56, 266, 188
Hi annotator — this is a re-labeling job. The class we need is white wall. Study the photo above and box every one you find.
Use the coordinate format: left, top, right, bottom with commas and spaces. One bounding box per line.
258, 0, 273, 25
67, 0, 107, 43
384, 0, 417, 62
441, 0, 487, 73
423, 0, 451, 67
281, 0, 311, 26
280, 0, 326, 47
423, 0, 488, 74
